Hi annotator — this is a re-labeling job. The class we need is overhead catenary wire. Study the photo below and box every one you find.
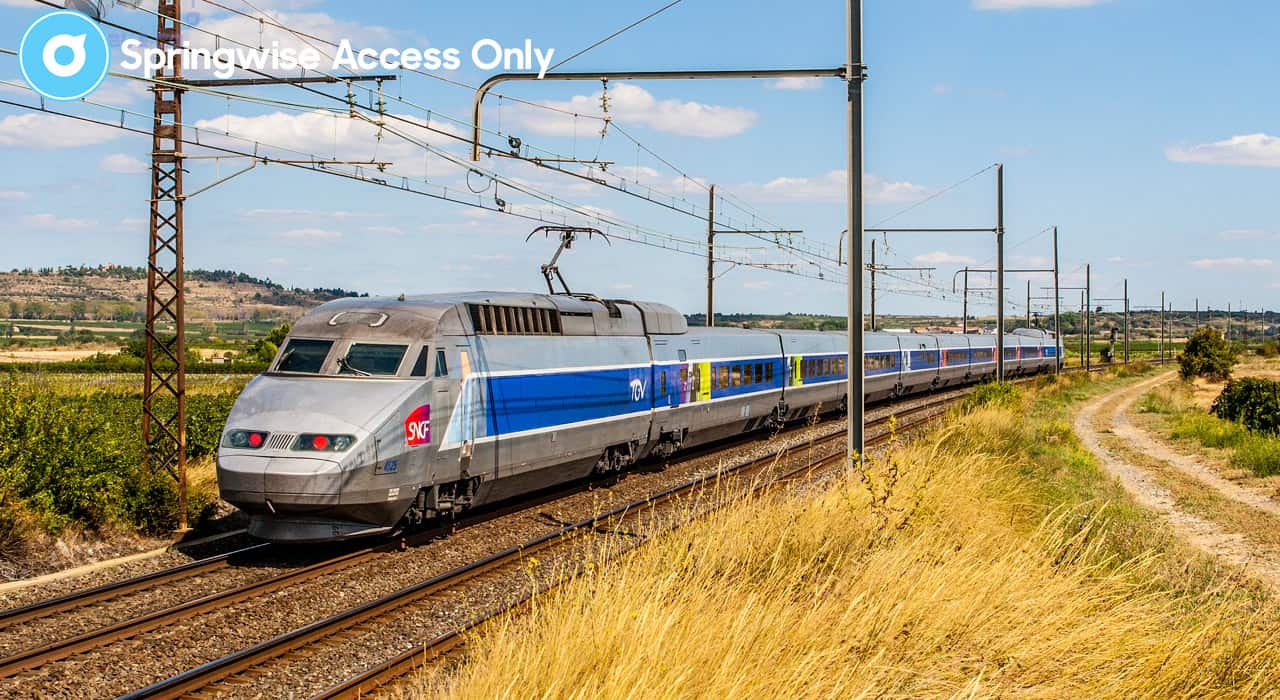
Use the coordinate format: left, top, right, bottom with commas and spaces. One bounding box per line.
113, 0, 828, 263
0, 92, 841, 285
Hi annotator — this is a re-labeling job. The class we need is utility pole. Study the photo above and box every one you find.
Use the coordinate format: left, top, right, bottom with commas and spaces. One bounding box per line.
1025, 279, 1031, 330
962, 267, 969, 334
1085, 264, 1091, 372
706, 184, 715, 327
1160, 291, 1166, 365
1080, 292, 1086, 368
847, 0, 866, 463
1052, 226, 1061, 374
1195, 298, 1200, 330
1124, 279, 1130, 364
145, 0, 187, 530
996, 163, 1006, 381
866, 247, 931, 332
870, 239, 876, 331
1227, 302, 1232, 341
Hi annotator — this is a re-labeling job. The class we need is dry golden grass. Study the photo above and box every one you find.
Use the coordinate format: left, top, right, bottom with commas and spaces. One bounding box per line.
417, 388, 1280, 698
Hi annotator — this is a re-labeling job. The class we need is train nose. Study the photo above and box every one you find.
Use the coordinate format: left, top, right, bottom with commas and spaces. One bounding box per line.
219, 454, 345, 510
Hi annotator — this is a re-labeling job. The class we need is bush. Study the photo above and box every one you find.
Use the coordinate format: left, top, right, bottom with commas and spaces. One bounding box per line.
1232, 438, 1280, 477
1177, 327, 1235, 381
962, 381, 1023, 412
1211, 377, 1280, 435
0, 374, 237, 534
1258, 340, 1279, 358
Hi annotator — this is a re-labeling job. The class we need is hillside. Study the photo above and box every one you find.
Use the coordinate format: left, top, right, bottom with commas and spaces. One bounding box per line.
0, 265, 365, 323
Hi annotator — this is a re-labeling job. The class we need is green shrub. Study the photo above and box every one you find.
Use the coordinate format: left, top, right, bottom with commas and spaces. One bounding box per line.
1178, 327, 1235, 381
1232, 437, 1280, 477
1211, 377, 1280, 435
1258, 340, 1279, 358
962, 381, 1023, 412
1170, 413, 1249, 449
0, 374, 238, 534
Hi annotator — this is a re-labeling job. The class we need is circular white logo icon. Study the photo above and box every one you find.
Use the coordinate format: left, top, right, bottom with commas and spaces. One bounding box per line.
19, 11, 110, 101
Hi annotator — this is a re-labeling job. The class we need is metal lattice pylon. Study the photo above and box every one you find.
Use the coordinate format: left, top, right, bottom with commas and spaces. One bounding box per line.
144, 0, 187, 530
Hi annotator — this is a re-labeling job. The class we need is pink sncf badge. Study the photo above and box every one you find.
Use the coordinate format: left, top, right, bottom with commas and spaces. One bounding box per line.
405, 404, 430, 446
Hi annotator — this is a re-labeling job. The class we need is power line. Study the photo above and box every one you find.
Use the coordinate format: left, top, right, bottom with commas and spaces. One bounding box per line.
547, 0, 684, 72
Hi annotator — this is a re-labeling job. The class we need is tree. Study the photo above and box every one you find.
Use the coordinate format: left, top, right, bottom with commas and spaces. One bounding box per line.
68, 300, 86, 321
1179, 327, 1235, 381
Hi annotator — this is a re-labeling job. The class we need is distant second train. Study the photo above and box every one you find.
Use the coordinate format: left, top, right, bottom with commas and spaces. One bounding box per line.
216, 292, 1060, 542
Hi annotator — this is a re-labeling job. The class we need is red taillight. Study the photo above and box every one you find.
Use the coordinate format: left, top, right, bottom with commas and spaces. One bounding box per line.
312, 435, 329, 450
248, 432, 264, 448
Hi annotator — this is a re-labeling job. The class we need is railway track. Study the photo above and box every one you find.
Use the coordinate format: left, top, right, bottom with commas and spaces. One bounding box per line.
2, 370, 1076, 696
123, 398, 955, 700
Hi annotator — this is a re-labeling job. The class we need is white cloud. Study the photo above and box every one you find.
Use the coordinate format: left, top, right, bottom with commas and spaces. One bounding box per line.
90, 78, 151, 105
769, 77, 823, 91
607, 165, 661, 181
743, 280, 772, 290
193, 110, 460, 178
973, 0, 1110, 9
913, 251, 977, 265
20, 213, 97, 231
1166, 133, 1280, 167
732, 170, 930, 204
931, 83, 953, 95
0, 190, 29, 201
1106, 256, 1125, 263
472, 254, 513, 262
116, 217, 147, 230
266, 257, 290, 267
0, 113, 119, 148
100, 153, 149, 174
512, 83, 757, 139
276, 228, 343, 241
364, 226, 404, 236
1190, 257, 1273, 269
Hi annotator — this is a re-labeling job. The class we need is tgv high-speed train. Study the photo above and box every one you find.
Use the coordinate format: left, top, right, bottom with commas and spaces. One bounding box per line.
217, 292, 1060, 542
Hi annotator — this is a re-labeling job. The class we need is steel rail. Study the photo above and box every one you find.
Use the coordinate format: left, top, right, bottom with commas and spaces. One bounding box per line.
0, 538, 267, 629
125, 393, 966, 700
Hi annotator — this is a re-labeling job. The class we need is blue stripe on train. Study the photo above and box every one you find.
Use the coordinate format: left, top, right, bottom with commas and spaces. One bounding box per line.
485, 366, 650, 435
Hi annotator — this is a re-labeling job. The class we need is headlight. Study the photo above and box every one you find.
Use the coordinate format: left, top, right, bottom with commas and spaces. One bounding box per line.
224, 430, 268, 449
292, 433, 356, 452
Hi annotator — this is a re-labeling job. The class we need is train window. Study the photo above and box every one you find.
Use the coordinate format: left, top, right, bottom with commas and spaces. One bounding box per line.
276, 339, 332, 374
678, 349, 687, 362
731, 365, 742, 387
718, 366, 729, 389
434, 350, 448, 377
766, 363, 774, 384
754, 363, 763, 385
824, 359, 831, 376
410, 347, 430, 377
660, 371, 667, 397
339, 343, 407, 376
680, 367, 689, 384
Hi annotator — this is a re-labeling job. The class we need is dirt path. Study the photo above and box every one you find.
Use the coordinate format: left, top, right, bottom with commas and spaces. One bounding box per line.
1074, 372, 1280, 588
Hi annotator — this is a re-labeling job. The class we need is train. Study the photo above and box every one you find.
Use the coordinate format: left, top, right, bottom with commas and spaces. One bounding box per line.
217, 292, 1061, 542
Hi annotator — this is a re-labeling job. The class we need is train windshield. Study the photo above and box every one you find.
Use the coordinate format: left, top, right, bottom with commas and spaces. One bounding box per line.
277, 339, 332, 373
338, 343, 407, 376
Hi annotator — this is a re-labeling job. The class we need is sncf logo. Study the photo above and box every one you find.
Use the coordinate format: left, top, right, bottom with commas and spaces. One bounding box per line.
405, 404, 430, 446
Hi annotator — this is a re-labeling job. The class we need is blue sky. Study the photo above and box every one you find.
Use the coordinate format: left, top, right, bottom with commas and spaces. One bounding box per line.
0, 0, 1276, 319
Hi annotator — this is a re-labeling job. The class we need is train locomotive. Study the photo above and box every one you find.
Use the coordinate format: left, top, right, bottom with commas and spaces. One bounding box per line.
217, 292, 1060, 542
